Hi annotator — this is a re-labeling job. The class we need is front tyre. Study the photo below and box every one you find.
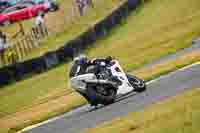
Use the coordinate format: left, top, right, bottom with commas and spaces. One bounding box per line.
126, 74, 146, 92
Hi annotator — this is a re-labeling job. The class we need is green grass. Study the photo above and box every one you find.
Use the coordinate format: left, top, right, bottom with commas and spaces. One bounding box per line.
86, 0, 200, 70
1, 0, 200, 121
0, 63, 70, 117
84, 88, 200, 133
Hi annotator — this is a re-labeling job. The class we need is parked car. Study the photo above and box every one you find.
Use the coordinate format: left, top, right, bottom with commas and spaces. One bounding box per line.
15, 0, 59, 11
9, 0, 35, 5
0, 3, 51, 26
0, 0, 58, 13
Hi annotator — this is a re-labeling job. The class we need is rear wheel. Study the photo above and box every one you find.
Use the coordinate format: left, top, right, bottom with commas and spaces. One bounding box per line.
127, 74, 146, 92
86, 85, 116, 106
49, 3, 59, 11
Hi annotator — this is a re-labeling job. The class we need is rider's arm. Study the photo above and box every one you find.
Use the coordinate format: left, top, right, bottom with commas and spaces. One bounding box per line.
87, 58, 97, 65
87, 58, 108, 65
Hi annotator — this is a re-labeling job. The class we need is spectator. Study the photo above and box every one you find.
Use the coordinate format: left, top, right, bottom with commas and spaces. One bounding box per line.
75, 0, 94, 16
35, 13, 48, 37
75, 0, 85, 16
0, 31, 9, 65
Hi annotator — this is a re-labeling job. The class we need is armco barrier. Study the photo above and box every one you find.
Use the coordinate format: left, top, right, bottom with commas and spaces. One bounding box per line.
0, 0, 142, 87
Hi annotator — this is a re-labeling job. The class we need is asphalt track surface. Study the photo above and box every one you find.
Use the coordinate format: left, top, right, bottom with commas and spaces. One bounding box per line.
24, 62, 200, 133
138, 39, 200, 70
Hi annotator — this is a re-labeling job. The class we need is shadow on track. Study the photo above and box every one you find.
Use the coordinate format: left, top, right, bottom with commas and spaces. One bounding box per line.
59, 90, 145, 122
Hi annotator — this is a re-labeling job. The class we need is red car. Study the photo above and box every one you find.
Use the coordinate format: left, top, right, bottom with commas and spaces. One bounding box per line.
0, 3, 50, 26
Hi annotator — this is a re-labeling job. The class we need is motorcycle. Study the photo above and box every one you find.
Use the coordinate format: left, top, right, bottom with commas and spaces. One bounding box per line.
70, 58, 146, 106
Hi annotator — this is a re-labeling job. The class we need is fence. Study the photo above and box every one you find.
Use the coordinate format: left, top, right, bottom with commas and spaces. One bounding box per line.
0, 24, 48, 67
0, 0, 142, 86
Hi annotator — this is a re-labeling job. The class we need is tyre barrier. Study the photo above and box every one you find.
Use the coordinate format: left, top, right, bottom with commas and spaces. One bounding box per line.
0, 0, 142, 87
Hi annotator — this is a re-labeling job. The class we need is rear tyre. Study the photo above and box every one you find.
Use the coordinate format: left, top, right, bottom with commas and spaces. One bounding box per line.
86, 85, 116, 106
49, 3, 59, 11
127, 74, 146, 92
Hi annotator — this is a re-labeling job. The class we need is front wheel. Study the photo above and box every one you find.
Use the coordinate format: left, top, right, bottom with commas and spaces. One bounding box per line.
126, 74, 146, 92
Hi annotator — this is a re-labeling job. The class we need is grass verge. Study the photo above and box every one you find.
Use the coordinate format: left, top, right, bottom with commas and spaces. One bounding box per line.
84, 88, 200, 133
0, 93, 87, 133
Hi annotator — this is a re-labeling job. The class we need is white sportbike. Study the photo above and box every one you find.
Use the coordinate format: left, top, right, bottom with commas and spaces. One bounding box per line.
70, 59, 146, 106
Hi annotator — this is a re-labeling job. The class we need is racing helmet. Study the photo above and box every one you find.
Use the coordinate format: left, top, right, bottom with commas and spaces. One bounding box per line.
74, 54, 88, 65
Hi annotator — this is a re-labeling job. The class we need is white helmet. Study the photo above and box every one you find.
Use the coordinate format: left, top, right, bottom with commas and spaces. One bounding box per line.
74, 54, 86, 60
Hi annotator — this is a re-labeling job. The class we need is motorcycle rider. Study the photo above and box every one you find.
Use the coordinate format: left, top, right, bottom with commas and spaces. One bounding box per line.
69, 55, 113, 78
69, 55, 146, 106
